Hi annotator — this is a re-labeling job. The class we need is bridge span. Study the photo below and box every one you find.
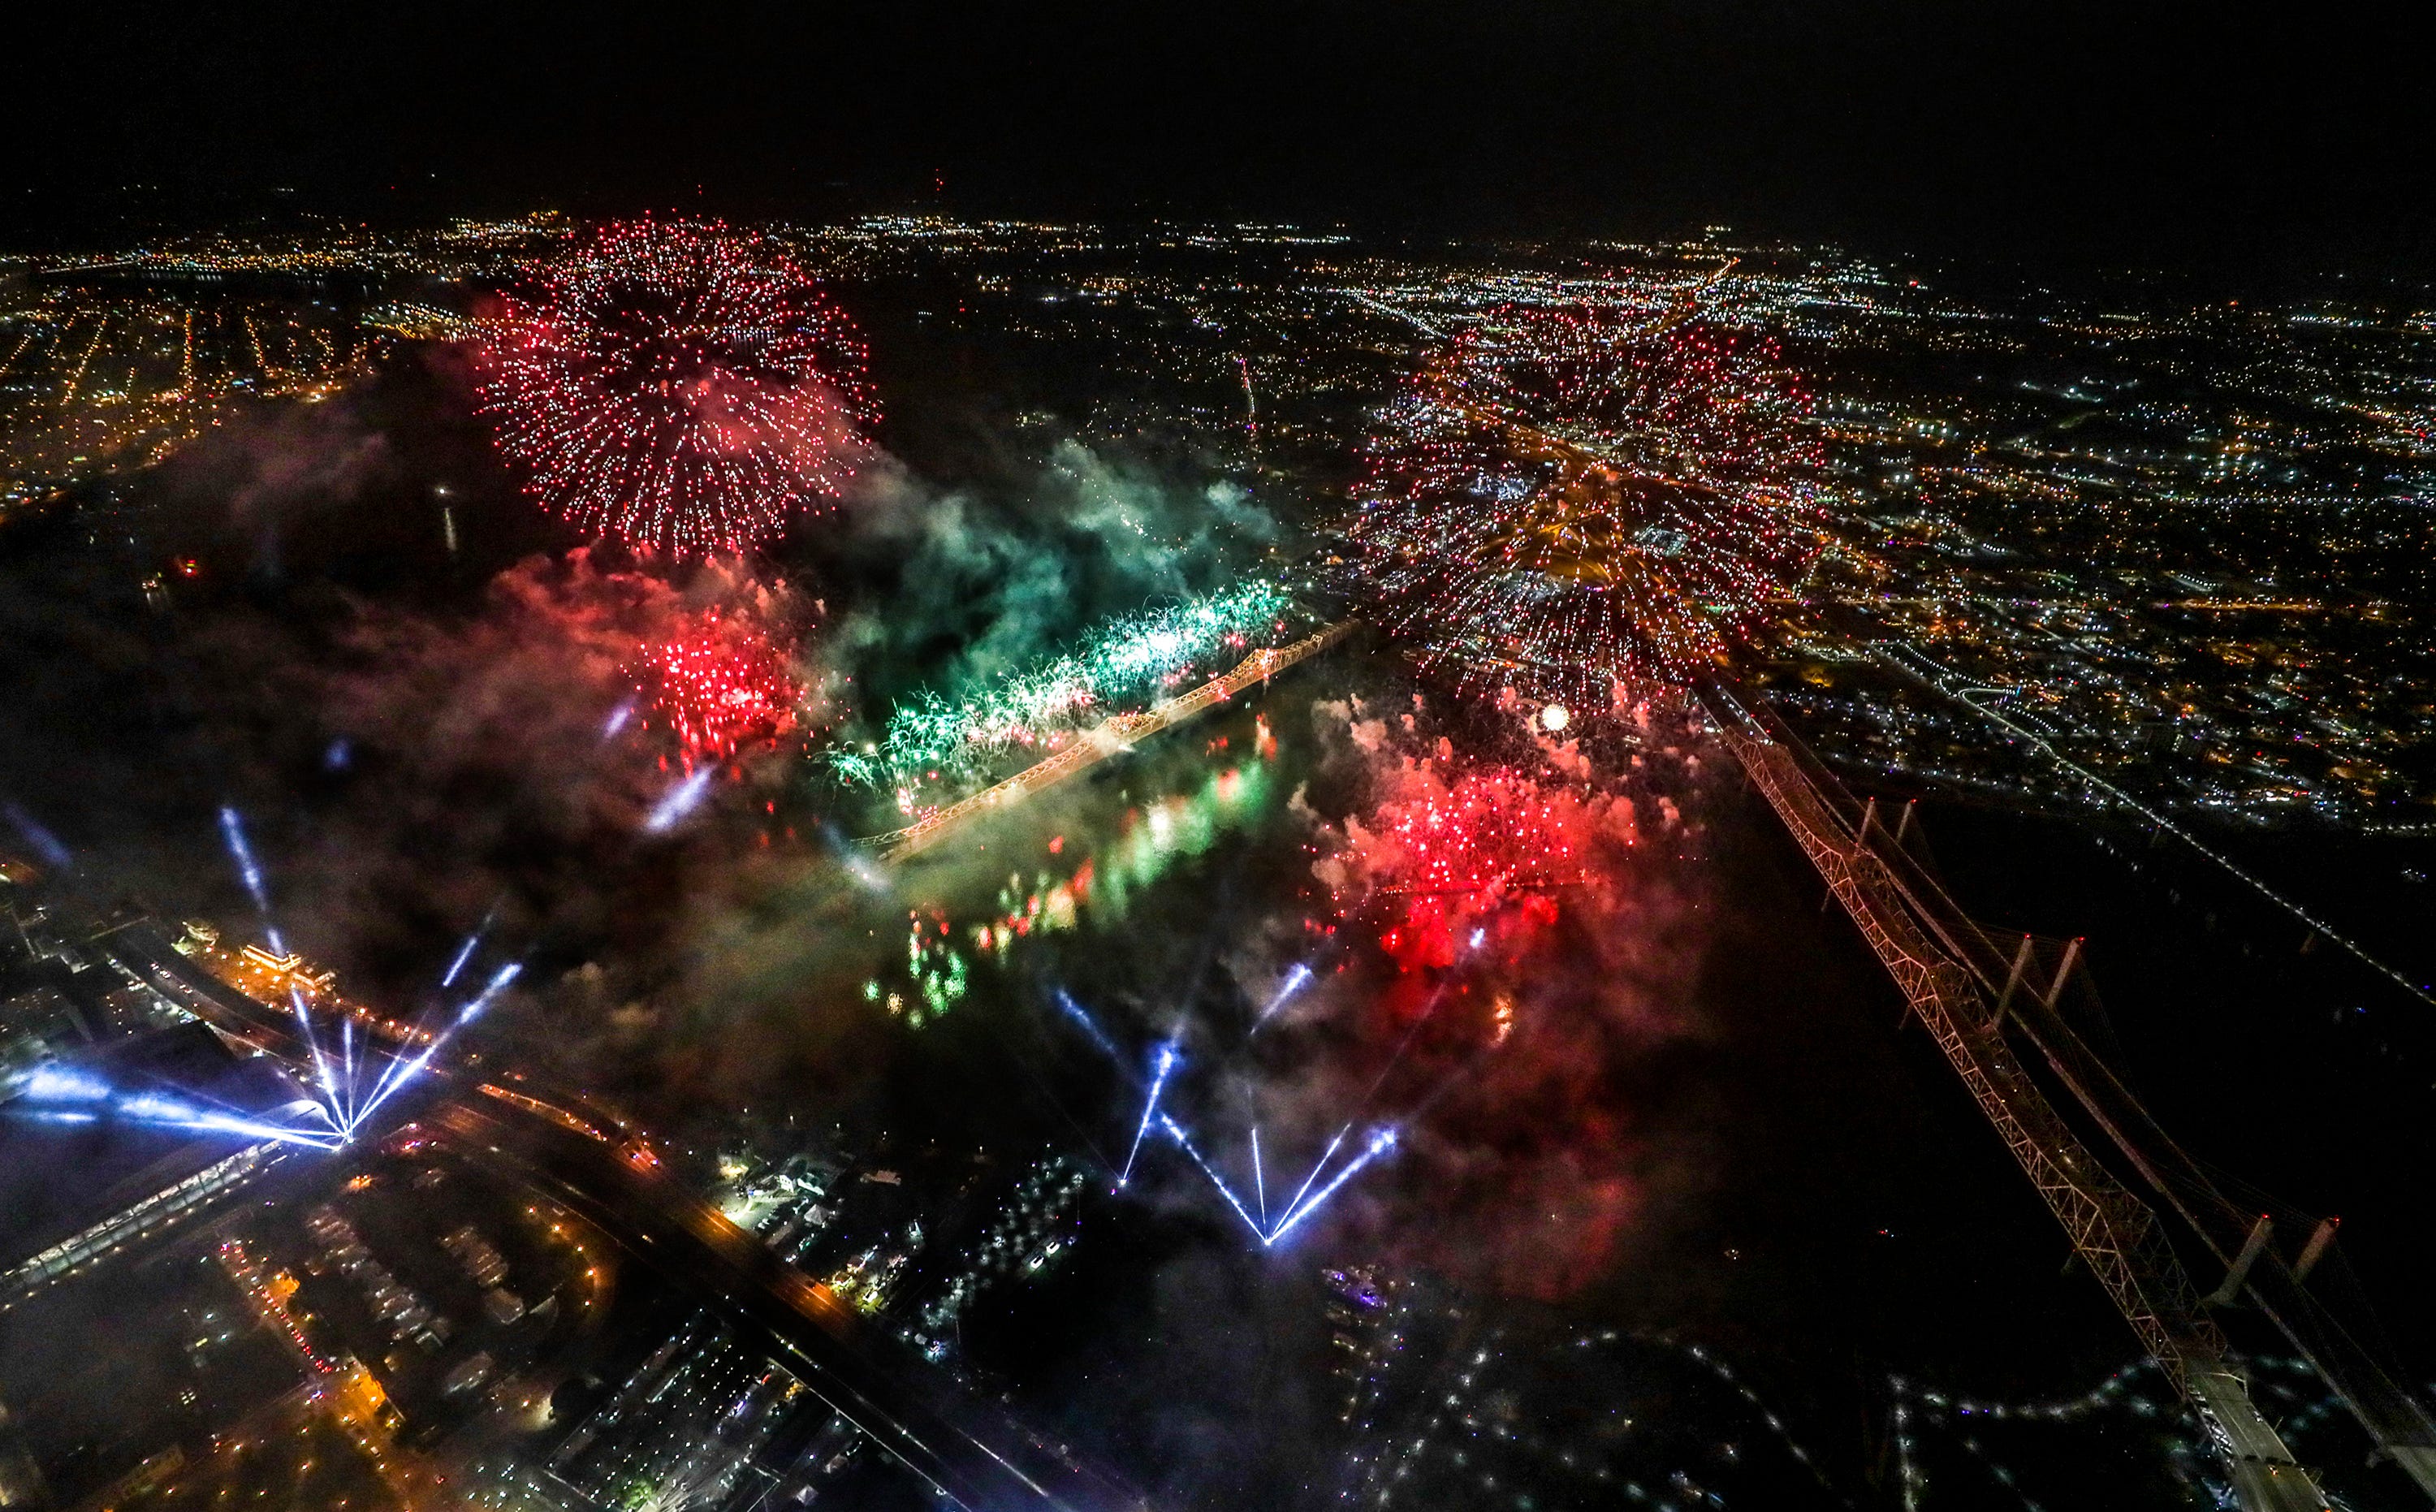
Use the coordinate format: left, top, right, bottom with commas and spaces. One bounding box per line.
1705, 680, 2436, 1511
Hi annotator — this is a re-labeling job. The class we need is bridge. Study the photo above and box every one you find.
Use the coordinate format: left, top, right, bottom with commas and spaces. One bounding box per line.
1704, 680, 2436, 1510
1382, 280, 2436, 1509
857, 575, 2424, 1506
866, 620, 1358, 862
24, 572, 2425, 1508
849, 582, 2436, 1508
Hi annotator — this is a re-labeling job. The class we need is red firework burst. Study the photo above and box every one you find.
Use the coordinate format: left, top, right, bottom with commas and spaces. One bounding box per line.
476, 218, 878, 558
1342, 305, 1828, 689
637, 610, 799, 760
1325, 761, 1634, 971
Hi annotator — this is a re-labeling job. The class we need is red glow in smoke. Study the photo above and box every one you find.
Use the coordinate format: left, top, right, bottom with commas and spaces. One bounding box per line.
1326, 762, 1635, 972
637, 610, 798, 760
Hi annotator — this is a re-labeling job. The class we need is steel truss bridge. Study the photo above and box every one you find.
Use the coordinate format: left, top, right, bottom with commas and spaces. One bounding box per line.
1387, 272, 2436, 1510
22, 584, 2427, 1509
1704, 680, 2436, 1512
850, 594, 2436, 1510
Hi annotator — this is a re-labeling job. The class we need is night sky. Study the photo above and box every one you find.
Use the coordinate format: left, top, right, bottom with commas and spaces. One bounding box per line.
11, 1, 2434, 270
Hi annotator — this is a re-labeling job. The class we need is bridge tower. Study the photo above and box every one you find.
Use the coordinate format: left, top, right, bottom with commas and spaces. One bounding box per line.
1702, 683, 2436, 1511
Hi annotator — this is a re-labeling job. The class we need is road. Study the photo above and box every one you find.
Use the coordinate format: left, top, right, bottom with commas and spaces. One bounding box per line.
93, 922, 1142, 1512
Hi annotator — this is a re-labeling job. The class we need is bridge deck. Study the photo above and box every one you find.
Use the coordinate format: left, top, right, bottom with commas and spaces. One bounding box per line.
870, 621, 1356, 862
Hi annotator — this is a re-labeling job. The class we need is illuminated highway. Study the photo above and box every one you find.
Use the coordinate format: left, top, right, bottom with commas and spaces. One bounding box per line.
90, 921, 1142, 1512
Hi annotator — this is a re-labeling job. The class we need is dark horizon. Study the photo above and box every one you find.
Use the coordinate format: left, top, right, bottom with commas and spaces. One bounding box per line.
11, 2, 2434, 279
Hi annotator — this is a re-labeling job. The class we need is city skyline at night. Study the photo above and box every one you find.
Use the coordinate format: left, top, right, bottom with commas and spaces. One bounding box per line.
2, 10, 2433, 1512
